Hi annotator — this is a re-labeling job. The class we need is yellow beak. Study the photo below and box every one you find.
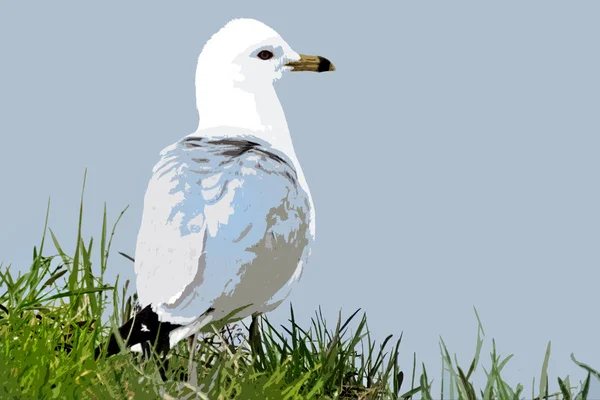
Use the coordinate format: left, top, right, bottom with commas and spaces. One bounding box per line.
285, 54, 336, 73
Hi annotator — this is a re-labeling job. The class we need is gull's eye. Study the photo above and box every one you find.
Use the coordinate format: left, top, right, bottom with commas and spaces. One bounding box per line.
257, 50, 274, 61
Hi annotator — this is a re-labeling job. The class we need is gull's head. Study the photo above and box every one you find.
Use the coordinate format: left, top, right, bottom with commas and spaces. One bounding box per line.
194, 18, 335, 135
196, 18, 335, 90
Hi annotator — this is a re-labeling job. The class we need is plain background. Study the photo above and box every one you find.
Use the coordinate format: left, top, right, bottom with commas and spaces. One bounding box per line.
1, 1, 599, 395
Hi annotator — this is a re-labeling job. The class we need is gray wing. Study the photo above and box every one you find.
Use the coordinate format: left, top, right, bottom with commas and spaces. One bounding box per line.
134, 135, 312, 324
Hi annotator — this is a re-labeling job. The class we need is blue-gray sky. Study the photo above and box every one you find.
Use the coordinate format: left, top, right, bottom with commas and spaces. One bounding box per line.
1, 1, 599, 395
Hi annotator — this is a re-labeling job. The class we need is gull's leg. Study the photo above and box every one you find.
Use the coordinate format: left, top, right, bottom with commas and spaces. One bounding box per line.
249, 312, 264, 363
155, 332, 172, 382
141, 341, 152, 360
187, 333, 199, 385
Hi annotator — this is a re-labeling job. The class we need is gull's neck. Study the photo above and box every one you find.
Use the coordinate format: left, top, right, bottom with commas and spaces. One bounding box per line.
191, 62, 314, 237
194, 73, 297, 162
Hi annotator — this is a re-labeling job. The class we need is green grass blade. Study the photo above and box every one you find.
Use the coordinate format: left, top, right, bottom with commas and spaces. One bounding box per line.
571, 354, 600, 381
539, 341, 551, 399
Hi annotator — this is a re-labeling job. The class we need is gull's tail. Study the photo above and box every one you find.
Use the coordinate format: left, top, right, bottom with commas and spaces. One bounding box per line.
94, 251, 182, 359
94, 251, 182, 379
95, 304, 181, 359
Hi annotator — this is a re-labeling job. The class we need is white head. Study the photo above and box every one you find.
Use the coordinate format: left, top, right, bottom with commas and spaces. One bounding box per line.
194, 19, 335, 146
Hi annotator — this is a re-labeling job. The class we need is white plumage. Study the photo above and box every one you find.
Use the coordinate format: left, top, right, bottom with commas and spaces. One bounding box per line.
132, 18, 334, 349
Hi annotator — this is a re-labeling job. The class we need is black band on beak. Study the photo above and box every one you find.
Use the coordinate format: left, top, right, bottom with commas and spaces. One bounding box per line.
317, 56, 332, 73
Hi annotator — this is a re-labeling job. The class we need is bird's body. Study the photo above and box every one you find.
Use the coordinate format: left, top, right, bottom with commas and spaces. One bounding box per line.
100, 18, 334, 364
135, 131, 313, 347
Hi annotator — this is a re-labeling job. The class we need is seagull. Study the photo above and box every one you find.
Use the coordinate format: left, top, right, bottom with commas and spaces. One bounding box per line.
100, 18, 335, 374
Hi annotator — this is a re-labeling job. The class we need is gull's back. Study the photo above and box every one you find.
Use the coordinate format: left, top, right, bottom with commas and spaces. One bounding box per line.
134, 132, 313, 329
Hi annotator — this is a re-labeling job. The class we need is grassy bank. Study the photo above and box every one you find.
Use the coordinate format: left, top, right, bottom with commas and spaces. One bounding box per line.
0, 189, 598, 399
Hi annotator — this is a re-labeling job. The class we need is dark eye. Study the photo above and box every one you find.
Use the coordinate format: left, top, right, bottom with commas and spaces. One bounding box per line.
257, 50, 274, 60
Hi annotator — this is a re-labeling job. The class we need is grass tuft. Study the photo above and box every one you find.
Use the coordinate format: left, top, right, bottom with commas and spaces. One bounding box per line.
0, 182, 598, 399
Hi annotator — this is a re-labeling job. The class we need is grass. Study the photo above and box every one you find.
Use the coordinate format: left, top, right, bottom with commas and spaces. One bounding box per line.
0, 181, 599, 399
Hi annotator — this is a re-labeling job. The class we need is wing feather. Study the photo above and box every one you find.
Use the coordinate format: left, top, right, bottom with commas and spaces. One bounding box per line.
134, 135, 311, 324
